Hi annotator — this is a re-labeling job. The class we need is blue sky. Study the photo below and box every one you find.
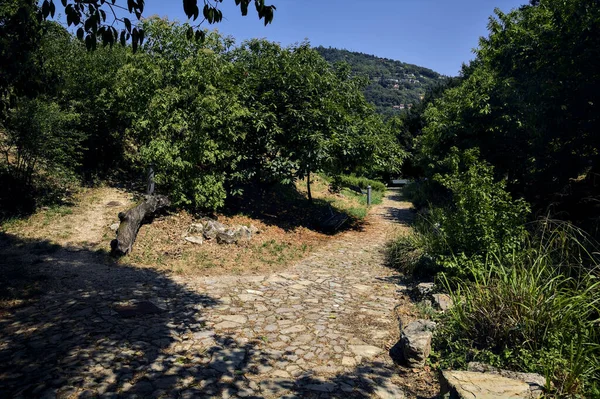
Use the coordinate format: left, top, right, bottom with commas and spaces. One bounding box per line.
142, 0, 527, 76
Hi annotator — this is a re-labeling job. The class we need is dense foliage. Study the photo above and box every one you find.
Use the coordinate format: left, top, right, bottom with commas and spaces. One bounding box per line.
387, 1, 600, 396
315, 46, 446, 116
0, 11, 402, 216
40, 0, 276, 51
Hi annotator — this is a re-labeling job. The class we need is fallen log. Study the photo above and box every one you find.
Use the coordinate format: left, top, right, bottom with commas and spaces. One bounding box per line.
110, 195, 171, 256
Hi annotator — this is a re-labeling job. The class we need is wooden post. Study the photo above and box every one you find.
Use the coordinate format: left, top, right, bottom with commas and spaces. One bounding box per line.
146, 164, 155, 195
306, 170, 313, 203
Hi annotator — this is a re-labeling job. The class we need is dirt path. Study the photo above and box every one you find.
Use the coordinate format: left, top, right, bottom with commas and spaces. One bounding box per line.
0, 190, 438, 398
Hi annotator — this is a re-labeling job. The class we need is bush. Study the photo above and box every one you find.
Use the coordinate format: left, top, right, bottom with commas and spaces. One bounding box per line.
433, 221, 600, 398
0, 97, 82, 217
393, 148, 530, 279
330, 174, 386, 193
387, 231, 440, 277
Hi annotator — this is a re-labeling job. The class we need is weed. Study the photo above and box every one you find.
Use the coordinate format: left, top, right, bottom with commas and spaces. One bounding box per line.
433, 221, 600, 398
415, 300, 438, 319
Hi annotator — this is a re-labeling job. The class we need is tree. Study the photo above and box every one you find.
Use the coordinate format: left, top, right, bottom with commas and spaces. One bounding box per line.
119, 19, 246, 210
413, 0, 600, 232
0, 0, 44, 121
234, 40, 404, 201
40, 0, 276, 51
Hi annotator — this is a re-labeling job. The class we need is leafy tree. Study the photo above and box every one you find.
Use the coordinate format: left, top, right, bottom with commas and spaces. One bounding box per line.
234, 40, 404, 200
119, 19, 246, 210
40, 0, 276, 51
414, 0, 600, 230
2, 97, 82, 185
0, 0, 44, 121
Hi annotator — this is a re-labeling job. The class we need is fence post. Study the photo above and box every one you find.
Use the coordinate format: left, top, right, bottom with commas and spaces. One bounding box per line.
146, 164, 155, 195
367, 185, 372, 206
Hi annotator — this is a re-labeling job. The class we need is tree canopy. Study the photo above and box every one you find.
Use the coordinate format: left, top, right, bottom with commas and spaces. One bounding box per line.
40, 0, 276, 50
0, 11, 402, 215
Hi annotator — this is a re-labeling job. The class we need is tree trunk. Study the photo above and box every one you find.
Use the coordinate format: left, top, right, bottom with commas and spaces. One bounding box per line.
306, 170, 312, 203
110, 194, 170, 256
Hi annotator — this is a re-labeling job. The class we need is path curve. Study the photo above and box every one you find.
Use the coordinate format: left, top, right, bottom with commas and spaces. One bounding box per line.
0, 190, 435, 399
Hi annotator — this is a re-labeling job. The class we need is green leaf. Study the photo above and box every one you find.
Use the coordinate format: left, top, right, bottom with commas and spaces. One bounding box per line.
124, 18, 132, 33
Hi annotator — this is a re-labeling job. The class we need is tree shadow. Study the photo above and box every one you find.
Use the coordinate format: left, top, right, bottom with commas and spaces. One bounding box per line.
0, 233, 264, 398
223, 183, 365, 234
379, 188, 415, 225
0, 186, 440, 399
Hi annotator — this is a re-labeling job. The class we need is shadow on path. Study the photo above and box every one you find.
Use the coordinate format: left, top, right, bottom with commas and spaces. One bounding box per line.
379, 188, 415, 225
0, 187, 437, 399
0, 233, 228, 398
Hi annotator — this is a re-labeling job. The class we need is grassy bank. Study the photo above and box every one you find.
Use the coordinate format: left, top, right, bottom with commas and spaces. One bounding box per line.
389, 220, 600, 398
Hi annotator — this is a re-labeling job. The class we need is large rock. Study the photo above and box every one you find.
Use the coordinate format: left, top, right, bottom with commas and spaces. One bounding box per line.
216, 226, 253, 244
467, 363, 546, 391
440, 370, 544, 399
185, 218, 257, 245
390, 319, 436, 367
199, 218, 228, 240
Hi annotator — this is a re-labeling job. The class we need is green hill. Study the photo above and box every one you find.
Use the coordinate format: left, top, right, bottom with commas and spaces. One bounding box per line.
315, 46, 446, 116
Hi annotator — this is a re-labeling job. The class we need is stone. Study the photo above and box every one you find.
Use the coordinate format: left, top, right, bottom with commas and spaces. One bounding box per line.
109, 223, 120, 231
209, 349, 247, 373
220, 315, 248, 324
304, 383, 337, 392
373, 381, 406, 399
416, 282, 435, 296
185, 236, 204, 245
272, 370, 291, 378
342, 356, 357, 367
281, 325, 306, 334
440, 370, 544, 399
199, 218, 227, 240
432, 293, 453, 311
188, 223, 205, 235
216, 229, 240, 244
392, 319, 436, 367
214, 321, 241, 329
259, 379, 294, 397
467, 362, 545, 391
348, 345, 383, 358
193, 330, 215, 339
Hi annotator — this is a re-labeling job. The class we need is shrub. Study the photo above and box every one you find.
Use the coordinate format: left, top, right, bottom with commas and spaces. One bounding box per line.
387, 231, 439, 277
330, 174, 386, 193
433, 221, 600, 398
0, 97, 82, 216
393, 148, 530, 279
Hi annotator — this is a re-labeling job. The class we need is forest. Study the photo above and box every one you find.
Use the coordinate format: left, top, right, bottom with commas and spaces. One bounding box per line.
315, 46, 446, 116
1, 0, 599, 398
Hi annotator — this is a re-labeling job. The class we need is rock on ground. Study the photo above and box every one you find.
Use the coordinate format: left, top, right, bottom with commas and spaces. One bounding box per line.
392, 319, 436, 368
440, 370, 544, 399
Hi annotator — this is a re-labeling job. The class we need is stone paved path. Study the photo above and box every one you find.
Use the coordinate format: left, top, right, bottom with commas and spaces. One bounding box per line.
0, 190, 428, 398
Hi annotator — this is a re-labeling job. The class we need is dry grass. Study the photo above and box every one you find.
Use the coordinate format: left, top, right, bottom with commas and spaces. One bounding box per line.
125, 211, 329, 276
0, 186, 132, 247
2, 178, 377, 277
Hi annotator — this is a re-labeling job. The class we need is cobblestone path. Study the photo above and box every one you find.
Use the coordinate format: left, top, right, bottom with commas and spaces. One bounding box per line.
0, 190, 430, 398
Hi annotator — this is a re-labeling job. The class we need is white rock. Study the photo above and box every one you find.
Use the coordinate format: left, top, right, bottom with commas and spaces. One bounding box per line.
440, 370, 543, 399
184, 236, 203, 245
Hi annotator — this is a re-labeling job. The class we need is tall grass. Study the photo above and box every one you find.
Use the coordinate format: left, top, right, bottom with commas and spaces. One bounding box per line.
434, 221, 600, 398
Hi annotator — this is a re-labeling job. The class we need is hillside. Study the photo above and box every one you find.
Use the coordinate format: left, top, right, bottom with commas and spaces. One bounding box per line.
315, 46, 446, 116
